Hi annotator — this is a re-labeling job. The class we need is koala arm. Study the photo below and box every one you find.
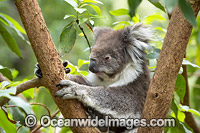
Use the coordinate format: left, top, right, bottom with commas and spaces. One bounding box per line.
56, 80, 143, 119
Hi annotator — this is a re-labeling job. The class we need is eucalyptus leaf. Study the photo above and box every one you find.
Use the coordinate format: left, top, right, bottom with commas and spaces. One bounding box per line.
112, 21, 132, 26
5, 94, 32, 114
177, 110, 185, 122
22, 88, 34, 99
0, 23, 22, 58
0, 109, 16, 133
178, 0, 197, 27
197, 29, 200, 44
1, 81, 10, 88
74, 8, 87, 14
109, 8, 129, 16
83, 0, 103, 4
0, 13, 26, 35
148, 1, 165, 12
88, 4, 101, 16
63, 15, 76, 19
128, 0, 142, 17
9, 101, 26, 125
170, 99, 178, 117
60, 23, 77, 53
78, 59, 89, 69
0, 66, 13, 80
175, 74, 186, 102
143, 14, 166, 24
188, 109, 200, 117
164, 0, 178, 13
0, 86, 16, 95
182, 59, 200, 68
64, 0, 78, 8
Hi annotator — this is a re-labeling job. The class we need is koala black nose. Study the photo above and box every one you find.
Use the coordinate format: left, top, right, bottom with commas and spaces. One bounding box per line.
89, 59, 98, 73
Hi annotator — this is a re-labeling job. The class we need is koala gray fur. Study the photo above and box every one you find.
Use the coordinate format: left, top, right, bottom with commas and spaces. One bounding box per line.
56, 23, 153, 133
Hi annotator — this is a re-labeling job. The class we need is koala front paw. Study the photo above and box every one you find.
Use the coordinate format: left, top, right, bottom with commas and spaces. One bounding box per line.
34, 63, 42, 78
55, 80, 80, 99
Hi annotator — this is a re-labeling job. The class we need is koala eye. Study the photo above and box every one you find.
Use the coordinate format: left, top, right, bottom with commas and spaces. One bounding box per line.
104, 55, 111, 60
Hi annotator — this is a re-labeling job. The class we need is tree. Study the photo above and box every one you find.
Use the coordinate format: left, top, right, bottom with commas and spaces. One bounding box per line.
138, 0, 200, 132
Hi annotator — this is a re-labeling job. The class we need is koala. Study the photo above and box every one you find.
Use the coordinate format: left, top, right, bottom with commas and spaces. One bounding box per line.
35, 23, 153, 133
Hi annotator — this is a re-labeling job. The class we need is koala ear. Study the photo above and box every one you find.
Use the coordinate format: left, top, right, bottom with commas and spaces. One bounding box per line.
93, 27, 113, 39
123, 23, 153, 63
127, 23, 153, 50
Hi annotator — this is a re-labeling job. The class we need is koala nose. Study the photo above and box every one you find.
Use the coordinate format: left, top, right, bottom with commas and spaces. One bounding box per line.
89, 59, 98, 73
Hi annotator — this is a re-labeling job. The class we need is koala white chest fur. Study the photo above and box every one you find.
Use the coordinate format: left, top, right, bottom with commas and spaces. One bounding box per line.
55, 23, 153, 133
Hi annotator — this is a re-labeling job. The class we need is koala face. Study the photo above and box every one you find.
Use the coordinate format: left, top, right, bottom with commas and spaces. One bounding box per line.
89, 28, 130, 80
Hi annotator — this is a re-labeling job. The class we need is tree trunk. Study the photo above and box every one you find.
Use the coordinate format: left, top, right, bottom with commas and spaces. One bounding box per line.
14, 0, 97, 132
138, 0, 200, 132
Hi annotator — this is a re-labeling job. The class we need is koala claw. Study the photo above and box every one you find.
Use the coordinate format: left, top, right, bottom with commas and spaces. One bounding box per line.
56, 80, 73, 87
55, 90, 74, 98
55, 80, 79, 99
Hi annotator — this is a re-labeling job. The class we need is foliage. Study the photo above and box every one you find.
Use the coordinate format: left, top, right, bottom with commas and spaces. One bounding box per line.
0, 0, 200, 132
59, 0, 103, 54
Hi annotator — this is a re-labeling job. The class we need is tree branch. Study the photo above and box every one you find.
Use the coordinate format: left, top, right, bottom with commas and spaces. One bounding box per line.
0, 78, 41, 106
138, 0, 200, 132
14, 0, 97, 132
181, 64, 200, 133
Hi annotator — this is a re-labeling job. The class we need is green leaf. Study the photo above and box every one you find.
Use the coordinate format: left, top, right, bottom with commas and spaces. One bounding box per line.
1, 81, 10, 88
182, 59, 200, 68
0, 13, 26, 34
132, 16, 140, 23
0, 23, 22, 58
167, 118, 193, 133
63, 15, 76, 19
75, 8, 87, 14
178, 0, 197, 27
1, 94, 32, 114
22, 88, 34, 99
0, 65, 13, 80
177, 110, 185, 122
171, 99, 178, 117
0, 86, 17, 96
112, 21, 132, 26
64, 0, 78, 8
128, 0, 142, 17
88, 4, 101, 16
9, 101, 26, 125
60, 23, 77, 53
0, 109, 16, 133
78, 59, 89, 69
148, 1, 166, 12
79, 70, 89, 76
197, 29, 200, 44
143, 14, 166, 24
82, 0, 103, 4
179, 105, 200, 117
164, 0, 178, 13
109, 8, 129, 16
80, 18, 88, 24
175, 74, 186, 102
188, 109, 200, 117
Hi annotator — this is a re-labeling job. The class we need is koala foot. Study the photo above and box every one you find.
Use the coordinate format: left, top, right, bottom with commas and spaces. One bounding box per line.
55, 80, 81, 99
